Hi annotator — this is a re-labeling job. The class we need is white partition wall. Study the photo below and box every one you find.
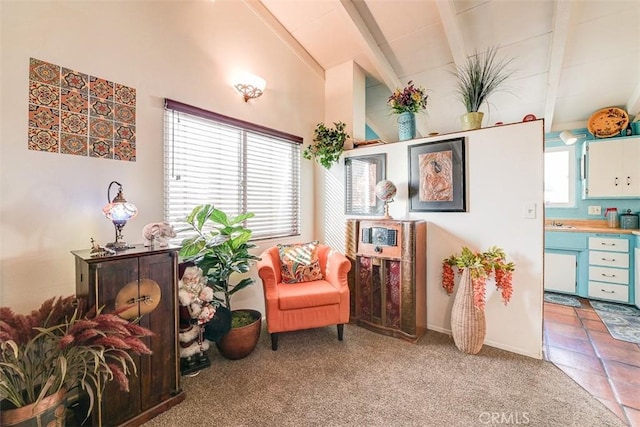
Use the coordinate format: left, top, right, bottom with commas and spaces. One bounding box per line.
328, 120, 545, 359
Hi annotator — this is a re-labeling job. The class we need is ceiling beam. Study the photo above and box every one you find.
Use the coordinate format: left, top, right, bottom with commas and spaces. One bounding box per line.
244, 0, 325, 78
435, 0, 466, 67
543, 0, 573, 133
336, 0, 401, 92
335, 0, 428, 138
364, 113, 394, 143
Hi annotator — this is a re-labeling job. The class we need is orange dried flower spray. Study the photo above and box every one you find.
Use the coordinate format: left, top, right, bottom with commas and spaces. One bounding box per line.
442, 246, 515, 310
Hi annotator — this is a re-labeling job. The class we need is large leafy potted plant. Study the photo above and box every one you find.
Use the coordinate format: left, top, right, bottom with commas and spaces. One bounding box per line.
179, 204, 261, 360
452, 46, 514, 130
0, 296, 153, 426
441, 246, 515, 354
303, 121, 350, 169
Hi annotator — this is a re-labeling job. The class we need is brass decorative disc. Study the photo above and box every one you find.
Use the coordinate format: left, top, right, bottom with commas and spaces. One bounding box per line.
115, 279, 162, 320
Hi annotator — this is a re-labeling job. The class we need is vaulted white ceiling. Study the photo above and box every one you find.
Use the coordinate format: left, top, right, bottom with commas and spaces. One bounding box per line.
249, 0, 640, 142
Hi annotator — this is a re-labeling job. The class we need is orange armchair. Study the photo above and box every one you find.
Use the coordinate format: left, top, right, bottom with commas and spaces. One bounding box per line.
257, 244, 351, 350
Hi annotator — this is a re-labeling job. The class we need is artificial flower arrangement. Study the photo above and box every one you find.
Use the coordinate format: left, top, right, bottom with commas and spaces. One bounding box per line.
387, 80, 429, 114
442, 246, 515, 310
0, 296, 153, 422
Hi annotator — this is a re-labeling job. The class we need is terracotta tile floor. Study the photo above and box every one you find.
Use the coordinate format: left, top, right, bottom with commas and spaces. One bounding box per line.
543, 299, 640, 426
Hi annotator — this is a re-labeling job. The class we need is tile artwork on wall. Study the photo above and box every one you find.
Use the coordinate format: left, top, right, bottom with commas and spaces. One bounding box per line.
28, 58, 136, 161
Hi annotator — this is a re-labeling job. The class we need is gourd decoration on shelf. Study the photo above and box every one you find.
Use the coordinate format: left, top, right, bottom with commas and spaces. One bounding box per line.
387, 80, 428, 141
303, 121, 350, 169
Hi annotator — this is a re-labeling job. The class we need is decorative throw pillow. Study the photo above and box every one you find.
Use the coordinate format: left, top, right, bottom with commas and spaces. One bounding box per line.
277, 240, 324, 284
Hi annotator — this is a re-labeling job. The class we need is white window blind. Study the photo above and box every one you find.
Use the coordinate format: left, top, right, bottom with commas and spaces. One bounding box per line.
164, 99, 301, 240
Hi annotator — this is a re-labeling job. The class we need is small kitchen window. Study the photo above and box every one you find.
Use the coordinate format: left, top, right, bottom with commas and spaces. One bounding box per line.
544, 145, 576, 208
344, 154, 386, 216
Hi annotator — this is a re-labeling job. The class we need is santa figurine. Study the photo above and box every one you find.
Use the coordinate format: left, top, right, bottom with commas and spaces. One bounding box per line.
178, 266, 216, 375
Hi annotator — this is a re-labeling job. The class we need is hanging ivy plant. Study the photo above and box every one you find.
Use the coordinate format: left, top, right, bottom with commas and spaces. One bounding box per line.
303, 121, 350, 169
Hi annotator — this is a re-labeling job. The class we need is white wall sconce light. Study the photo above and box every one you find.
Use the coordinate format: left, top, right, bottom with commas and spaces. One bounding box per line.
103, 181, 138, 250
233, 73, 266, 102
559, 130, 577, 145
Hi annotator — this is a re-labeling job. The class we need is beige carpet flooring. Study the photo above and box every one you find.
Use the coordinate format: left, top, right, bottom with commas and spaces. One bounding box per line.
144, 324, 624, 427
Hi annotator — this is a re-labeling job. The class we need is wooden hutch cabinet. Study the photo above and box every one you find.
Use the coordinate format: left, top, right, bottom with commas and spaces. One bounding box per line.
71, 245, 184, 427
346, 219, 427, 342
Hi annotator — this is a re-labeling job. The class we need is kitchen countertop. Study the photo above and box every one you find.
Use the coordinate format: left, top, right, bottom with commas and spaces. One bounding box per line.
545, 219, 639, 235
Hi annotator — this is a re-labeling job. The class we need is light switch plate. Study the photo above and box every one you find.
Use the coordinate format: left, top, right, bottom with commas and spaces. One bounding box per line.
524, 203, 536, 219
588, 205, 601, 215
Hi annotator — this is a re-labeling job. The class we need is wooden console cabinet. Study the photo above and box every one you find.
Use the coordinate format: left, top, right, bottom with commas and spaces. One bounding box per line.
71, 245, 184, 426
346, 219, 427, 342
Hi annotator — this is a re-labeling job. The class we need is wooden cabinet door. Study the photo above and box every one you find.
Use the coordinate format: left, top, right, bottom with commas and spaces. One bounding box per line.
355, 256, 403, 330
138, 252, 178, 411
622, 138, 640, 196
587, 140, 623, 197
94, 257, 142, 426
544, 252, 577, 294
587, 138, 640, 197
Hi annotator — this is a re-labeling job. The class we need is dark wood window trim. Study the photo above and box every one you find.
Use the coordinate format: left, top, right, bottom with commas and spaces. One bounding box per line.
165, 98, 303, 144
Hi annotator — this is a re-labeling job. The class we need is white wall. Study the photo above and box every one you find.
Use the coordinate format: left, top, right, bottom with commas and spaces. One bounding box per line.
0, 1, 324, 313
0, 2, 545, 359
334, 121, 545, 358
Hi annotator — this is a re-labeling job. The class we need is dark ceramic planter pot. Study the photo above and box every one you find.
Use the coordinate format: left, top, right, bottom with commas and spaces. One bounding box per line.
215, 309, 262, 360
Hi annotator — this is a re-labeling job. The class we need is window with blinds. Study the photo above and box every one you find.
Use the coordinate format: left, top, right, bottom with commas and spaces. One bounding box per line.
164, 99, 301, 241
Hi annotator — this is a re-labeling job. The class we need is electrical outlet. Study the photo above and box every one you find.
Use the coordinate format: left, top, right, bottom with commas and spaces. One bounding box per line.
588, 205, 601, 215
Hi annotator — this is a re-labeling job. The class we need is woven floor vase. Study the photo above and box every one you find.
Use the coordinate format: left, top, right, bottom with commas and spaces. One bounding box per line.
451, 268, 486, 354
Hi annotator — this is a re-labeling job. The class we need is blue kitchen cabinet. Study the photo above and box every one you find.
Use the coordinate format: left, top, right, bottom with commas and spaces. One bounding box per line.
545, 231, 635, 304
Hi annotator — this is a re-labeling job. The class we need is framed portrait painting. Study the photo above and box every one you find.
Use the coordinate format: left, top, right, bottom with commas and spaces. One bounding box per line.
408, 137, 466, 212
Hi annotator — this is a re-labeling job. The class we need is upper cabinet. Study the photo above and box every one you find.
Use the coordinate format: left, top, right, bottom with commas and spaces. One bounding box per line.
583, 137, 640, 198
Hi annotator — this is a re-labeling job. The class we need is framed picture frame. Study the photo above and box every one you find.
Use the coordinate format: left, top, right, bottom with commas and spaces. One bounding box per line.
408, 137, 466, 212
344, 153, 386, 215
